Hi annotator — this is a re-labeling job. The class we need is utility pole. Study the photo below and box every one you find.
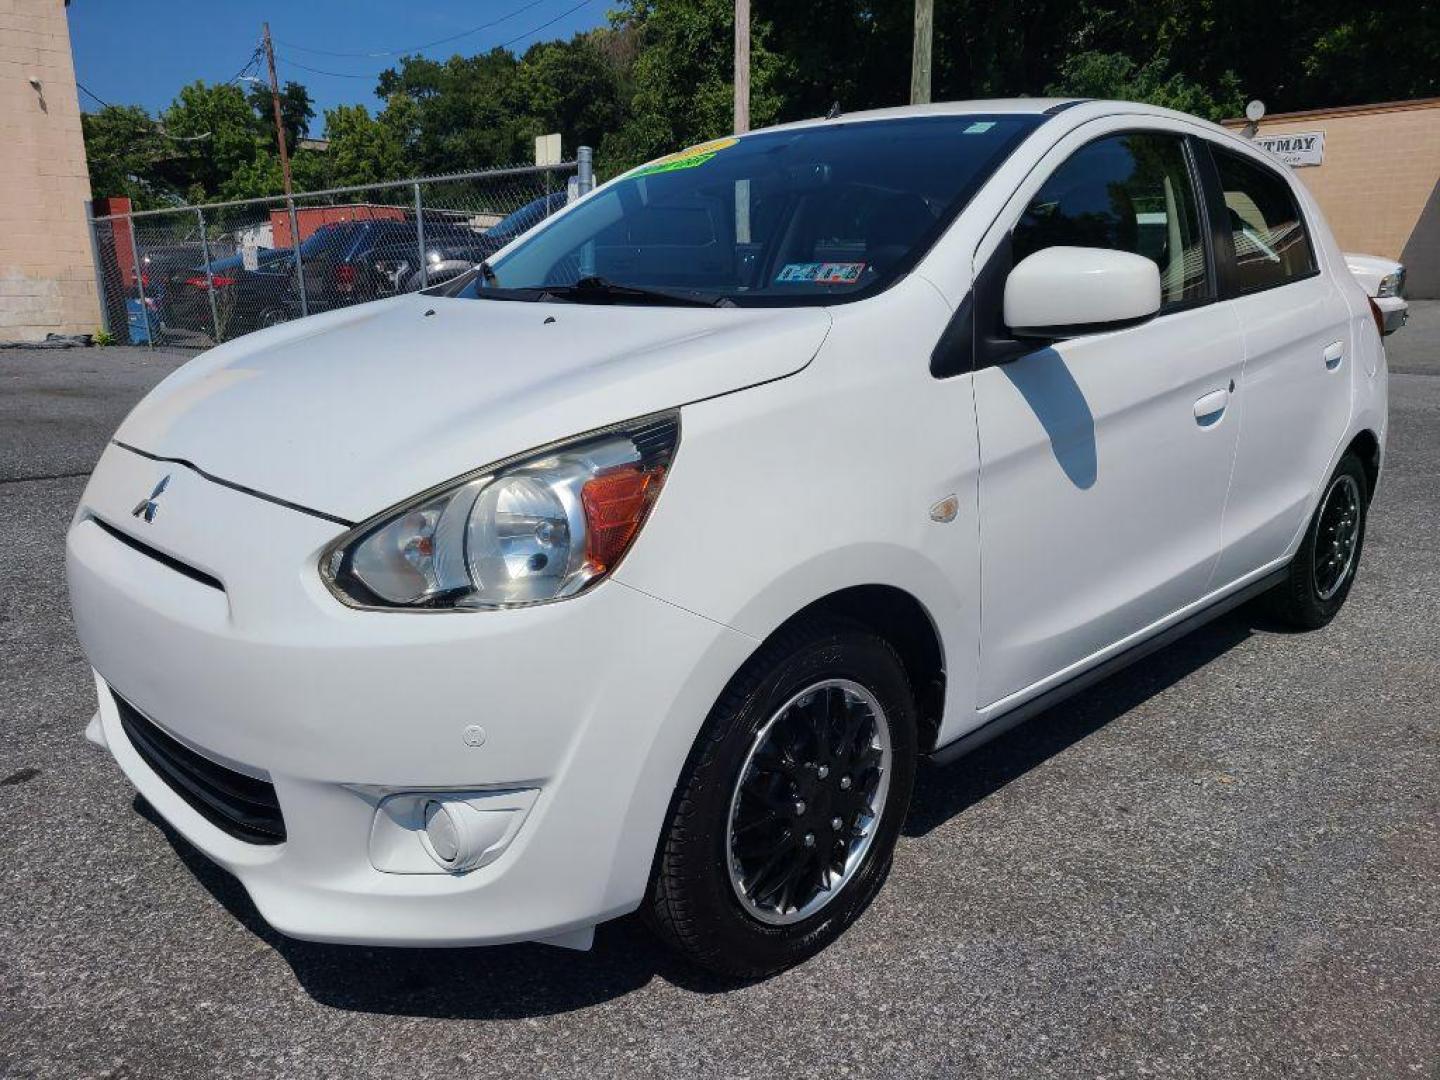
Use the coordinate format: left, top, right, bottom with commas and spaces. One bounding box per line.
910, 0, 933, 105
734, 0, 750, 134
262, 22, 294, 197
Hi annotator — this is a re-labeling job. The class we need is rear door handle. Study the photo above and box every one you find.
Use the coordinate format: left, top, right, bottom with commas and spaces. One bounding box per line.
1194, 388, 1229, 424
1324, 341, 1344, 370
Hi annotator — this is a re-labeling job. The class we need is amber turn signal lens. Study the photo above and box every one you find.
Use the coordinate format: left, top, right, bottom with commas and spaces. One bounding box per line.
581, 465, 666, 571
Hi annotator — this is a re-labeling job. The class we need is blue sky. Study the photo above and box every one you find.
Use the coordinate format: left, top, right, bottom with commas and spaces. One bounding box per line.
67, 1, 613, 132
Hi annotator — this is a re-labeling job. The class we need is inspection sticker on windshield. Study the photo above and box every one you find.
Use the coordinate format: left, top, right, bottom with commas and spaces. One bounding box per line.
776, 262, 866, 285
633, 137, 739, 177
963, 121, 995, 134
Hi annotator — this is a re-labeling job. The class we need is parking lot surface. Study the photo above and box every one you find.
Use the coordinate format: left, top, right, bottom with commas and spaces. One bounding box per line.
2, 310, 1437, 1079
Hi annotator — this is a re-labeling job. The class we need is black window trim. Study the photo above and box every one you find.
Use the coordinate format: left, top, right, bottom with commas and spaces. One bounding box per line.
1192, 137, 1322, 300
933, 125, 1221, 378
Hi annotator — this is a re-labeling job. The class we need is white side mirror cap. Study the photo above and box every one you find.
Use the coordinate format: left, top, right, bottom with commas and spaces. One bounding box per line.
1004, 246, 1162, 338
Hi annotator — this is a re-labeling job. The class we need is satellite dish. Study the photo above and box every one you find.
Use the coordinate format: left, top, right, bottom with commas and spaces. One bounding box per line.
1245, 100, 1266, 122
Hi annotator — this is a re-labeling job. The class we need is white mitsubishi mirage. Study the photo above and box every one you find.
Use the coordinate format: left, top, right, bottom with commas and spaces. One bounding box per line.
67, 99, 1388, 977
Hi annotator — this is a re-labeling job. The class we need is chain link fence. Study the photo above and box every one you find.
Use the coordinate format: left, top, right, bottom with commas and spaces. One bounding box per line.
90, 156, 589, 348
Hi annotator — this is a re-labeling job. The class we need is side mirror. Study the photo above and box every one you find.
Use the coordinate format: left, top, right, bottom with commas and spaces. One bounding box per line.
1003, 246, 1162, 339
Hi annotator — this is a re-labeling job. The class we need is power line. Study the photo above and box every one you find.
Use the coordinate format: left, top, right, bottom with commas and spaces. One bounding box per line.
276, 0, 549, 59
76, 80, 114, 110
277, 57, 384, 81
226, 44, 266, 87
277, 0, 600, 80
77, 83, 213, 141
79, 42, 262, 114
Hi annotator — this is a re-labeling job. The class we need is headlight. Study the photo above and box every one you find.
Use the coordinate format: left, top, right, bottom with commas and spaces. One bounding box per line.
322, 413, 678, 610
1377, 268, 1405, 298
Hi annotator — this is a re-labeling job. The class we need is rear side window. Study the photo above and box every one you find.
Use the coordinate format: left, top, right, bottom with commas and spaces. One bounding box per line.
1012, 132, 1211, 308
1211, 147, 1316, 292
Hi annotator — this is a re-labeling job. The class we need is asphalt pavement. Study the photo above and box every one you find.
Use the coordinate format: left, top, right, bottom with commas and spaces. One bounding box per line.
1, 310, 1437, 1079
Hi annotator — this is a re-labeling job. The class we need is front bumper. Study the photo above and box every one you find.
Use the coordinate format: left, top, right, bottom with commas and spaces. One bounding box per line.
67, 443, 755, 947
1376, 295, 1408, 335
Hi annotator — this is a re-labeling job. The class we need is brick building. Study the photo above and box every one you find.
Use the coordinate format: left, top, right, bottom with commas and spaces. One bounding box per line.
1223, 98, 1440, 298
1, 0, 100, 340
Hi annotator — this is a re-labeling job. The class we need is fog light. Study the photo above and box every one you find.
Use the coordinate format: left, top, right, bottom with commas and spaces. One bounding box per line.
368, 788, 538, 875
423, 800, 461, 863
419, 797, 519, 872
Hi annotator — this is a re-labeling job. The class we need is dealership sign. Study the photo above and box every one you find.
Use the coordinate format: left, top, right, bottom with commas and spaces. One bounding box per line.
1255, 131, 1325, 167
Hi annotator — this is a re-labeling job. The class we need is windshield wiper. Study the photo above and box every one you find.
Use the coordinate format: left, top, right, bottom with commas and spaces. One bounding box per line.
542, 276, 727, 307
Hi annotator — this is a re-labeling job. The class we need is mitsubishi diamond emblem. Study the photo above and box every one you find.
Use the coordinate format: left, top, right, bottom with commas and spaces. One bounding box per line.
132, 474, 171, 523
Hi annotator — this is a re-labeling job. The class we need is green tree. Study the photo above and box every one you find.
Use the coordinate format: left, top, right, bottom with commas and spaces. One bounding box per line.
376, 50, 530, 173
513, 34, 627, 158
159, 80, 274, 199
78, 0, 1440, 208
323, 103, 410, 187
1047, 50, 1244, 120
81, 104, 173, 206
220, 152, 286, 201
600, 0, 784, 174
246, 80, 316, 156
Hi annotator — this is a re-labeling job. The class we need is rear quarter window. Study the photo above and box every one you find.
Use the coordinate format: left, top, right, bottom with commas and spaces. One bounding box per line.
1211, 146, 1317, 293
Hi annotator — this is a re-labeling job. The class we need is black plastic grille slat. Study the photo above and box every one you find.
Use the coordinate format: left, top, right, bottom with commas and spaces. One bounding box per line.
91, 517, 225, 593
113, 692, 286, 844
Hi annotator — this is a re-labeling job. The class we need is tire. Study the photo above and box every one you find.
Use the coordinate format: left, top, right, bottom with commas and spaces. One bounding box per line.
1264, 452, 1370, 629
647, 616, 917, 978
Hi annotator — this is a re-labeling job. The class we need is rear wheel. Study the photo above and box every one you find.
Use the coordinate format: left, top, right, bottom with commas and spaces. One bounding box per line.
647, 617, 917, 978
1265, 452, 1369, 629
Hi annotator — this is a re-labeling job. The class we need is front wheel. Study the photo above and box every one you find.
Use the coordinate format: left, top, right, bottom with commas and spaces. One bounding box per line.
1265, 452, 1370, 629
647, 617, 917, 978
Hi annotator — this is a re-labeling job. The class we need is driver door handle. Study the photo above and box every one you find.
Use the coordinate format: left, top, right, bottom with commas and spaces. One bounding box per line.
1324, 341, 1345, 370
1194, 388, 1230, 424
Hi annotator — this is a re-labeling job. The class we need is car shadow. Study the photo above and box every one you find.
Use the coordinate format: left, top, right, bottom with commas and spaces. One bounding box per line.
905, 607, 1259, 837
1001, 346, 1098, 490
132, 798, 745, 1018
132, 604, 1268, 1016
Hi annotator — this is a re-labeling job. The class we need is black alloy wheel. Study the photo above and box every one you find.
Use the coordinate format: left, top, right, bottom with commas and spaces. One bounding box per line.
648, 616, 917, 978
1265, 451, 1370, 629
726, 679, 892, 925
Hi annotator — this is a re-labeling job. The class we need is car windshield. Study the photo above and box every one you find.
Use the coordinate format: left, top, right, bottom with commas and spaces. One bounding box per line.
486, 194, 565, 238
449, 114, 1041, 306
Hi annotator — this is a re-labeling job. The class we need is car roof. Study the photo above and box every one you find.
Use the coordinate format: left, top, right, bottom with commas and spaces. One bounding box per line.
756, 98, 1077, 134
750, 97, 1236, 139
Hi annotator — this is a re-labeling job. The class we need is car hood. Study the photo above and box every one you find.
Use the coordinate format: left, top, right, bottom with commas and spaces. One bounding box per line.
1343, 252, 1400, 295
113, 293, 831, 522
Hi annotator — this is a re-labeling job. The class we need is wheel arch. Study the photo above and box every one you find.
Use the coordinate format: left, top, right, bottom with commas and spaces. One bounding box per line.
756, 584, 947, 753
1346, 428, 1381, 502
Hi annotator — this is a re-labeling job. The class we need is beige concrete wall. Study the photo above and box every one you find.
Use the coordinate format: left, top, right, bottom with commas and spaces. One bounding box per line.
1226, 100, 1440, 298
0, 0, 101, 340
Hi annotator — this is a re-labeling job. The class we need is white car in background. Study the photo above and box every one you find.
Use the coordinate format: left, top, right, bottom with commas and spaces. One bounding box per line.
67, 99, 1388, 978
1345, 252, 1407, 334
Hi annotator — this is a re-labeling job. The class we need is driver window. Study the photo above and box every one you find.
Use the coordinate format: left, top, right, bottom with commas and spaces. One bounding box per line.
1012, 132, 1211, 309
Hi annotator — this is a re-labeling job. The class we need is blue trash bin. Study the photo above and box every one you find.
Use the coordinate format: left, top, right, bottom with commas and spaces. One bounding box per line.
126, 298, 159, 344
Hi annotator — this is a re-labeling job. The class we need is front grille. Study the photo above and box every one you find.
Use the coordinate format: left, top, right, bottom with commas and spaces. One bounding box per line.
113, 692, 285, 844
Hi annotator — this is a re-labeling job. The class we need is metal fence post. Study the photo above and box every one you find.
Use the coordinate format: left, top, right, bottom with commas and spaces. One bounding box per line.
84, 201, 112, 339
128, 214, 152, 351
414, 181, 428, 289
287, 196, 309, 317
576, 147, 596, 277
195, 206, 222, 344
577, 146, 594, 195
